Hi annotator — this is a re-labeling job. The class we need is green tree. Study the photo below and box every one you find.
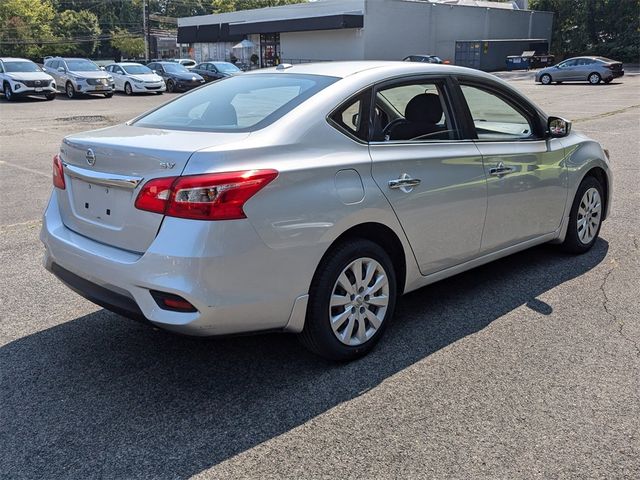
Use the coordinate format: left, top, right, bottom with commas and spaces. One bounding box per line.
52, 9, 101, 57
530, 0, 640, 62
110, 27, 146, 59
210, 0, 307, 14
0, 0, 57, 58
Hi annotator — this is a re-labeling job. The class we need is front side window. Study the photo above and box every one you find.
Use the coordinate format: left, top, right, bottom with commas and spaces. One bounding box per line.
372, 81, 457, 142
134, 73, 337, 132
460, 84, 534, 140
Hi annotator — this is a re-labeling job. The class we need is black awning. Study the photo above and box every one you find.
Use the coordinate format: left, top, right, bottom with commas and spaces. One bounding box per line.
219, 23, 245, 42
177, 26, 197, 43
196, 24, 220, 42
228, 14, 363, 35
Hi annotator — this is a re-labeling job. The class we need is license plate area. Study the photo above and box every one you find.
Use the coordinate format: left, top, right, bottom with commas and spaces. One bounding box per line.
95, 84, 105, 90
70, 178, 132, 228
35, 87, 43, 92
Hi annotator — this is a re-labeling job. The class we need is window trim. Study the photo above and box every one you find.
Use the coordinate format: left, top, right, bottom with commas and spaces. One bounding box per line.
368, 74, 464, 145
453, 75, 547, 142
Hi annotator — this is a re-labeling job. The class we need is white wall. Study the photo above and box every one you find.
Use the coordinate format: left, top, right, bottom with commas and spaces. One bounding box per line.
280, 29, 365, 62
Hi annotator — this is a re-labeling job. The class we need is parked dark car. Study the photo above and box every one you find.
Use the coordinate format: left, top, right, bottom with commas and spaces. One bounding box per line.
146, 61, 204, 92
190, 61, 242, 83
403, 55, 445, 64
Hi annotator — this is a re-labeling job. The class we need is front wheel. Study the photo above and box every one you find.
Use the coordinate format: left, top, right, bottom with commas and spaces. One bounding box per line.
65, 82, 76, 99
3, 83, 14, 101
166, 80, 175, 93
104, 92, 113, 98
560, 176, 604, 254
588, 72, 601, 85
299, 239, 397, 361
540, 74, 552, 85
45, 92, 56, 100
124, 82, 132, 95
604, 78, 613, 84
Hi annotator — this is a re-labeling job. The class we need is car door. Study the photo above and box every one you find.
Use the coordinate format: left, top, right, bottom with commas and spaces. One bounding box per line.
46, 60, 61, 88
457, 80, 567, 252
556, 59, 579, 81
368, 76, 488, 275
113, 66, 126, 90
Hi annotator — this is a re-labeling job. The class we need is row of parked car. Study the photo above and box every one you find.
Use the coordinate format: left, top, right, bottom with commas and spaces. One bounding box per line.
0, 56, 242, 101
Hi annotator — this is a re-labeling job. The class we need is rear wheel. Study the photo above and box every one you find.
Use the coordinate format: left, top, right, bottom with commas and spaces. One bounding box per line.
65, 82, 76, 99
588, 72, 601, 84
3, 82, 14, 101
299, 239, 397, 361
540, 74, 552, 85
560, 176, 604, 254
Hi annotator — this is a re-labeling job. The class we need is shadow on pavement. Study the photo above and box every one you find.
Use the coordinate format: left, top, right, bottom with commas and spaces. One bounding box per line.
0, 240, 608, 478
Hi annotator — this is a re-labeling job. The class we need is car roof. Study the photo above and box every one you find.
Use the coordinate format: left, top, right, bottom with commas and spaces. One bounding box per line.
0, 57, 33, 62
246, 61, 495, 81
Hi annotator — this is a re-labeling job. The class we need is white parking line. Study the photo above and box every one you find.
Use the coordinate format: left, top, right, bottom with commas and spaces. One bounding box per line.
0, 160, 50, 177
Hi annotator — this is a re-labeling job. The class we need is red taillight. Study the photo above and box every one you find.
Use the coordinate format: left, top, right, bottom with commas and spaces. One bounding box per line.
134, 169, 278, 221
52, 154, 65, 189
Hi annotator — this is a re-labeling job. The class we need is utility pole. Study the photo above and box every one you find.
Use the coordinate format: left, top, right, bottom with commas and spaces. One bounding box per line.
142, 0, 149, 61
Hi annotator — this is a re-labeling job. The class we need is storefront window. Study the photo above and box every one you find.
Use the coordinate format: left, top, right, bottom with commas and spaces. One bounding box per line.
260, 33, 280, 67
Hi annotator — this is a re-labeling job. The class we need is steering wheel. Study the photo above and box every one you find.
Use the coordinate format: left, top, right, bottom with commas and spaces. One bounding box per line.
381, 118, 407, 139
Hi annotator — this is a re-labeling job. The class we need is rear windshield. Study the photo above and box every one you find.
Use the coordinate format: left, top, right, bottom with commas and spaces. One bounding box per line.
134, 73, 338, 132
4, 61, 42, 72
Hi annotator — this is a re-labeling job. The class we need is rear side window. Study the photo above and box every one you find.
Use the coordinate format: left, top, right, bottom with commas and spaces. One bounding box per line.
460, 85, 534, 140
329, 91, 370, 142
134, 73, 338, 132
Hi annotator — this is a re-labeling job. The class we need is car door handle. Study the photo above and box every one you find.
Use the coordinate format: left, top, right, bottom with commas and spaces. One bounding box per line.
388, 173, 421, 192
489, 163, 515, 177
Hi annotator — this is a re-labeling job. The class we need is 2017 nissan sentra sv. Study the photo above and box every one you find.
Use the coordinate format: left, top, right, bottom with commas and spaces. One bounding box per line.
41, 62, 612, 361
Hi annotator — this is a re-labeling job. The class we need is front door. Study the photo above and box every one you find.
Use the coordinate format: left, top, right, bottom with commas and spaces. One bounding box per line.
458, 83, 568, 252
369, 78, 488, 275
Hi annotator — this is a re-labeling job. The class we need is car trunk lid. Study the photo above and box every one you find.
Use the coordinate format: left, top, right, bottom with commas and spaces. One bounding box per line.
56, 124, 249, 253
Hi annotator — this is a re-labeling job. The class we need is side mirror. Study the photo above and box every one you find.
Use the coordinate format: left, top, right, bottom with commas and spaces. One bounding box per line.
152, 70, 157, 74
42, 67, 47, 72
57, 66, 65, 72
548, 116, 571, 138
100, 66, 106, 71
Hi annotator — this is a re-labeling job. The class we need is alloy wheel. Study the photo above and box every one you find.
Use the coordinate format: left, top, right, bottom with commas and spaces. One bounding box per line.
589, 73, 601, 84
66, 83, 74, 98
541, 74, 551, 85
329, 257, 389, 346
577, 187, 602, 244
125, 83, 132, 95
4, 84, 12, 100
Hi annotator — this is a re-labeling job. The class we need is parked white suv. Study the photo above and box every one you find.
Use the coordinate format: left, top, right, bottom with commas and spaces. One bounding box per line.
0, 57, 57, 101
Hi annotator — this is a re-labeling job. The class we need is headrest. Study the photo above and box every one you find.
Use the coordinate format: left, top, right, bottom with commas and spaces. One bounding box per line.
405, 93, 443, 124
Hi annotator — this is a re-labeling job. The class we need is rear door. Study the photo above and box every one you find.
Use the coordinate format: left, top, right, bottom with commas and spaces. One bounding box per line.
456, 79, 567, 252
369, 76, 488, 275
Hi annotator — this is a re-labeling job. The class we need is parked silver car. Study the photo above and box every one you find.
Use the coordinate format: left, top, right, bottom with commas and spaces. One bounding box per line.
41, 62, 612, 360
535, 56, 624, 85
43, 57, 115, 98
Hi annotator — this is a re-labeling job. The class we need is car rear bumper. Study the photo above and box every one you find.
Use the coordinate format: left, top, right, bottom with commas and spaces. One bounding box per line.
40, 193, 305, 336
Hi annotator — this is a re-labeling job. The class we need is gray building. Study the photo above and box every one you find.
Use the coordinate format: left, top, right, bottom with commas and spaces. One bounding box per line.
177, 0, 553, 71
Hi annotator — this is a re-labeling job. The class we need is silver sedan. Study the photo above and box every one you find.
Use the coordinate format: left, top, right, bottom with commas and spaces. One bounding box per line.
41, 62, 613, 360
535, 56, 624, 85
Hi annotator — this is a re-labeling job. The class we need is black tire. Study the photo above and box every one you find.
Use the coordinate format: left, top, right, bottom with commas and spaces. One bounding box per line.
560, 176, 604, 254
65, 82, 75, 99
156, 91, 163, 95
540, 73, 552, 85
124, 82, 132, 95
3, 82, 14, 101
104, 92, 113, 98
604, 78, 613, 84
166, 79, 175, 93
556, 81, 563, 84
588, 72, 601, 84
299, 239, 397, 361
45, 92, 56, 100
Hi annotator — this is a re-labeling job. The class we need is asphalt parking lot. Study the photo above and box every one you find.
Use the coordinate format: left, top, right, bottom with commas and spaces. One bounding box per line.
1, 75, 639, 479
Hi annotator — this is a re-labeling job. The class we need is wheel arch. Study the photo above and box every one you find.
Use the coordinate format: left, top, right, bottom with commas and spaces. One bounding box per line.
582, 166, 610, 220
319, 222, 407, 295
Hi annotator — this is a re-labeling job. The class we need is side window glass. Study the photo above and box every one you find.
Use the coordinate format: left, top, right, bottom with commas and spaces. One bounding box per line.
373, 81, 456, 142
460, 85, 534, 140
329, 91, 370, 142
50, 60, 59, 69
0, 63, 4, 73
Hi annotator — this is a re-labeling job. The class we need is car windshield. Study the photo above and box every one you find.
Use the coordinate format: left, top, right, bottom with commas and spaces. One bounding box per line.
134, 73, 337, 132
163, 63, 189, 73
214, 63, 240, 73
4, 61, 42, 73
66, 60, 100, 71
123, 64, 152, 74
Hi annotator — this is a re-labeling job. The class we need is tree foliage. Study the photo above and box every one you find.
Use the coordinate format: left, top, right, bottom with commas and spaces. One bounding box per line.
53, 9, 101, 57
0, 0, 57, 58
110, 27, 146, 59
530, 0, 640, 62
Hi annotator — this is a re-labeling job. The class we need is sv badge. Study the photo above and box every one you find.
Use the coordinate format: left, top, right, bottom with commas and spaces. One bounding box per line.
159, 162, 176, 169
